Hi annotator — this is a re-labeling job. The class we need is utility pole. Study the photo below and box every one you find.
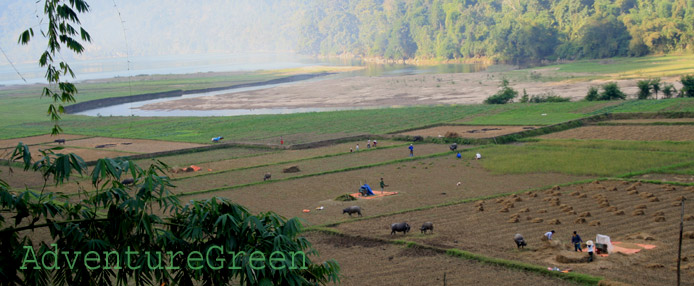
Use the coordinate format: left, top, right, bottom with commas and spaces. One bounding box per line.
677, 198, 686, 286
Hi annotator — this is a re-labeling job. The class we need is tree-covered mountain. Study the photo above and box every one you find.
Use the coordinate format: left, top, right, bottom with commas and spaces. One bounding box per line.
297, 0, 694, 63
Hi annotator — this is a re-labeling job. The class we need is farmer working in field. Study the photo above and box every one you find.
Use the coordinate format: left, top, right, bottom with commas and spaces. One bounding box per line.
380, 177, 388, 194
544, 230, 555, 240
409, 144, 414, 157
572, 231, 583, 252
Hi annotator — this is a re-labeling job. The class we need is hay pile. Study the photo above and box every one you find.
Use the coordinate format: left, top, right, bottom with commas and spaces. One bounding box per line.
283, 165, 301, 173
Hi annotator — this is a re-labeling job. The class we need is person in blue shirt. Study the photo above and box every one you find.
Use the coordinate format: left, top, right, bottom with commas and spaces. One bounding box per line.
408, 144, 414, 157
456, 152, 461, 159
572, 231, 583, 252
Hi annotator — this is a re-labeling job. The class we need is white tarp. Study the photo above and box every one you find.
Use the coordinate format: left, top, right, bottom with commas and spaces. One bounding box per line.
596, 234, 614, 253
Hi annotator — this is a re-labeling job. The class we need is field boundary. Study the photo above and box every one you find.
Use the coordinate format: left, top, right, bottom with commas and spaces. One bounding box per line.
313, 178, 602, 228
174, 148, 467, 198
305, 227, 603, 285
171, 142, 412, 182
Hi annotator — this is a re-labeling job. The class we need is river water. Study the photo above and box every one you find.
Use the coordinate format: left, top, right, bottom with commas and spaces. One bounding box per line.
1, 52, 486, 116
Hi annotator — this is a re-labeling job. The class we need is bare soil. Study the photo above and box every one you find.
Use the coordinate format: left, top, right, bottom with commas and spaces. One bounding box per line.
167, 140, 407, 179
539, 125, 694, 141
180, 157, 592, 226
305, 232, 577, 286
137, 73, 646, 110
398, 125, 538, 139
49, 137, 206, 153
606, 118, 694, 124
332, 181, 694, 285
32, 145, 132, 162
635, 173, 694, 183
0, 134, 88, 149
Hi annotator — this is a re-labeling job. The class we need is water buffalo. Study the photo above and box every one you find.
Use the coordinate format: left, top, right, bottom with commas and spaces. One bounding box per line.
121, 178, 134, 185
342, 206, 362, 217
449, 143, 457, 151
391, 222, 410, 235
420, 222, 434, 234
514, 233, 527, 249
263, 173, 271, 181
54, 139, 66, 144
412, 136, 423, 142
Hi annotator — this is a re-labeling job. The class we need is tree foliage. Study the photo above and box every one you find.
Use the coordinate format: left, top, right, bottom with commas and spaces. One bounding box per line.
585, 83, 627, 101
0, 145, 340, 285
484, 78, 517, 104
18, 0, 92, 135
298, 0, 694, 64
681, 75, 694, 98
6, 1, 340, 285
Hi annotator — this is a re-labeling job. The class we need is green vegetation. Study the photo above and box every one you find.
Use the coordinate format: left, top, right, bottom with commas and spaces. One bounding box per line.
484, 78, 517, 104
299, 0, 694, 64
585, 82, 627, 101
682, 74, 694, 97
478, 142, 694, 176
444, 249, 602, 285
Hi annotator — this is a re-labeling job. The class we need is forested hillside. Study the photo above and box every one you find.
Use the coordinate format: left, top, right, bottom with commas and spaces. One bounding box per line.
297, 0, 694, 63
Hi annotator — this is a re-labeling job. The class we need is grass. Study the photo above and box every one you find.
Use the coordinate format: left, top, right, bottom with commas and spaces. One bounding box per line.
477, 143, 694, 176
463, 101, 614, 125
528, 54, 694, 79
444, 249, 602, 285
589, 98, 694, 114
1, 104, 498, 143
532, 139, 694, 153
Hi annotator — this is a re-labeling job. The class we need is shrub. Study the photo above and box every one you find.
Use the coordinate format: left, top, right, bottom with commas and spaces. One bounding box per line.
520, 89, 529, 103
650, 78, 661, 99
527, 92, 571, 103
599, 82, 626, 100
636, 79, 652, 100
484, 78, 518, 104
585, 86, 599, 101
662, 83, 676, 99
681, 75, 694, 98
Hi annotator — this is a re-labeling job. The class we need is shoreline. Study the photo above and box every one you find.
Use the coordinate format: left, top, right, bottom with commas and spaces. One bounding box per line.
64, 72, 334, 114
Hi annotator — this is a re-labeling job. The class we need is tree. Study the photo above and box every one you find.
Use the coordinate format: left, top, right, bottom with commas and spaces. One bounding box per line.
578, 16, 631, 58
484, 78, 518, 104
585, 86, 600, 101
599, 82, 627, 100
2, 1, 340, 285
662, 83, 677, 99
681, 75, 694, 98
650, 78, 661, 99
636, 79, 652, 100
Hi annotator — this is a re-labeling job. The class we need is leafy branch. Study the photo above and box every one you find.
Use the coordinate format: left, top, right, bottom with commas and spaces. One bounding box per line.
18, 0, 92, 135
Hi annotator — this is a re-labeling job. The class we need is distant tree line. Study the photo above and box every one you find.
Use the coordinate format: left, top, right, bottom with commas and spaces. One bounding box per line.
298, 0, 694, 64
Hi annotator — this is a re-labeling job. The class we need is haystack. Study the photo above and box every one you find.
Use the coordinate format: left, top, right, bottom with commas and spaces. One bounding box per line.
283, 165, 301, 173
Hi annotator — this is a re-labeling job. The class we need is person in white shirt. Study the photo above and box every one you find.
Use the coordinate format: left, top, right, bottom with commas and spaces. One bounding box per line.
544, 230, 555, 240
586, 240, 594, 262
475, 153, 482, 160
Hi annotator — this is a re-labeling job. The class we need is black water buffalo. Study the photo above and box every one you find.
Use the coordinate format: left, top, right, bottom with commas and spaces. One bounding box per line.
391, 222, 410, 235
342, 206, 362, 217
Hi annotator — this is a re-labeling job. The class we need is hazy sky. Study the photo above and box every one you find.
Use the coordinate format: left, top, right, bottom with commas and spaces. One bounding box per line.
0, 0, 302, 65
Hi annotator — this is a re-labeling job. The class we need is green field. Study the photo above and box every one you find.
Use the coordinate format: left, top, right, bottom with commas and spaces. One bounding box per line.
477, 140, 694, 176
528, 54, 694, 79
3, 54, 694, 285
